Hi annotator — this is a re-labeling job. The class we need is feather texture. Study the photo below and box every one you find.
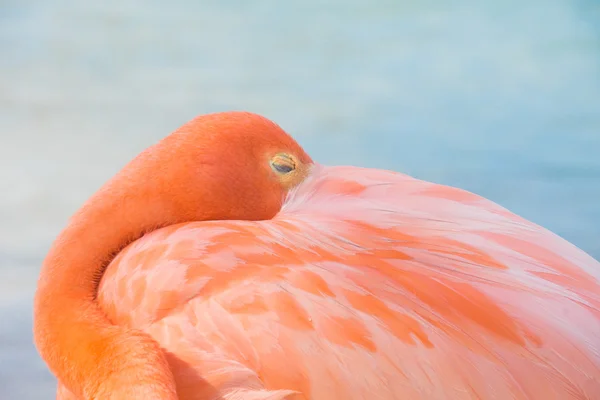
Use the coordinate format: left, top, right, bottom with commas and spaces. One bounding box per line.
89, 165, 600, 399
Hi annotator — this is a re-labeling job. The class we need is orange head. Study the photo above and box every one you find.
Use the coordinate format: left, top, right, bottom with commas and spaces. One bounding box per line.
118, 111, 314, 223
33, 111, 313, 399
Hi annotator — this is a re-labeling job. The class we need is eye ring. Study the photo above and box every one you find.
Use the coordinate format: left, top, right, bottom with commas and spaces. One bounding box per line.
270, 153, 296, 175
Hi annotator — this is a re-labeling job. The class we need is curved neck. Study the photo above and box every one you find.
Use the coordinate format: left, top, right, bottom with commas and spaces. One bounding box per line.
33, 144, 187, 399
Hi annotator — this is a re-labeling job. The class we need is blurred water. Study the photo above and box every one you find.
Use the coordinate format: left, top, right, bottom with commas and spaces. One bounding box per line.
1, 0, 599, 398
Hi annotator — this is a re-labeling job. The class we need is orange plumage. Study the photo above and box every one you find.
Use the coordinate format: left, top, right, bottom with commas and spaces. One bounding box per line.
34, 112, 600, 399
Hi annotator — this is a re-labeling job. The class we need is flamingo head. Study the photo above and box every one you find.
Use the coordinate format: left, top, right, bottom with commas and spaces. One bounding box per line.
114, 111, 315, 225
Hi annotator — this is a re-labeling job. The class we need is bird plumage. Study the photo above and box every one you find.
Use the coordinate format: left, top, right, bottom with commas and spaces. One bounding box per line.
82, 165, 600, 399
35, 112, 600, 399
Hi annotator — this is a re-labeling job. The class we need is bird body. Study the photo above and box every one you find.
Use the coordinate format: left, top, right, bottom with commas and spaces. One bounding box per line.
35, 113, 600, 400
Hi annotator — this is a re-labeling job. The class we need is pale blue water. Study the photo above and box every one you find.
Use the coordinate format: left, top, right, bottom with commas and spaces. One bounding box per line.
1, 0, 599, 398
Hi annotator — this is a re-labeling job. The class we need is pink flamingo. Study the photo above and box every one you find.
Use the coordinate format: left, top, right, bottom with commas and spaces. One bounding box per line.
34, 112, 600, 399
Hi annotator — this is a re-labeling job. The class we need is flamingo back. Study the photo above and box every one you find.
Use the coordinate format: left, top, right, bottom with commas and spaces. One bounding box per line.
92, 165, 600, 399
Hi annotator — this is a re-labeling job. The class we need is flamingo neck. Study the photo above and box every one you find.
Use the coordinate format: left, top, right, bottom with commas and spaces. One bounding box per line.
33, 151, 183, 399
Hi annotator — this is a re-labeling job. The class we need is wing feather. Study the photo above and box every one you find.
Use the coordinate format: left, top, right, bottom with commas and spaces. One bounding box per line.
98, 166, 600, 399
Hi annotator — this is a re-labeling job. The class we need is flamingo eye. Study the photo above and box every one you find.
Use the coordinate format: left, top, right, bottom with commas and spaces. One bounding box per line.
270, 153, 296, 175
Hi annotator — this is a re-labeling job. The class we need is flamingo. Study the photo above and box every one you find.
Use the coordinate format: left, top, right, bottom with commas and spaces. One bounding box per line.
33, 111, 600, 400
